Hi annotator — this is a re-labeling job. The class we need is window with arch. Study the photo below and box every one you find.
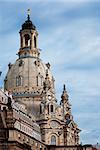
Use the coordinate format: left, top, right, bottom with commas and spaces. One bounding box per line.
36, 74, 43, 86
16, 76, 23, 86
34, 36, 36, 48
24, 34, 30, 47
40, 145, 42, 150
51, 135, 56, 145
40, 103, 44, 114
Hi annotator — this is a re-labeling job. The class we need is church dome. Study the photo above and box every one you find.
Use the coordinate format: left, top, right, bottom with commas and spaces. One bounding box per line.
2, 12, 81, 147
5, 57, 54, 96
4, 13, 55, 116
4, 57, 55, 116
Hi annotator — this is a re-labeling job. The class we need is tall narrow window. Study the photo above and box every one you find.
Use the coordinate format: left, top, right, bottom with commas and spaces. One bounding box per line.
38, 75, 41, 86
16, 76, 23, 86
48, 105, 49, 114
51, 104, 53, 113
34, 36, 36, 48
51, 135, 56, 145
16, 77, 18, 86
36, 76, 38, 86
24, 34, 30, 47
41, 76, 43, 86
36, 74, 43, 86
40, 104, 42, 114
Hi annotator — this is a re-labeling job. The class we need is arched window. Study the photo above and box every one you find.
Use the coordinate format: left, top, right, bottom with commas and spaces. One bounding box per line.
40, 145, 42, 150
36, 74, 43, 86
34, 36, 36, 48
24, 34, 30, 47
40, 103, 44, 114
16, 76, 23, 86
51, 135, 56, 145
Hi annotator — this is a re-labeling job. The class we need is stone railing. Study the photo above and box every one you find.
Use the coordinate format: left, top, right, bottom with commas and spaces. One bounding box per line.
47, 145, 93, 150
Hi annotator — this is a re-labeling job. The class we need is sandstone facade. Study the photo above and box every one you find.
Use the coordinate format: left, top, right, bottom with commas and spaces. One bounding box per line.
0, 12, 94, 150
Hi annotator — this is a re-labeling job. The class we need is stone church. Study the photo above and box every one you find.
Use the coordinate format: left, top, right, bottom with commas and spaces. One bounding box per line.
0, 12, 94, 150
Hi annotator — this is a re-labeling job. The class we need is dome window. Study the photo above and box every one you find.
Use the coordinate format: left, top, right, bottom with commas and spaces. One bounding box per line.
16, 76, 23, 86
40, 103, 44, 114
19, 60, 23, 67
40, 104, 42, 114
36, 74, 43, 86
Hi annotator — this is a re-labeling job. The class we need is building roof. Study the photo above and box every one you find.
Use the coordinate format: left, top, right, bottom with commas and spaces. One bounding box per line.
22, 15, 36, 30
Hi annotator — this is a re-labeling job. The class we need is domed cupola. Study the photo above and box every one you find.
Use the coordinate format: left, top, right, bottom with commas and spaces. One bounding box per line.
22, 13, 36, 30
19, 9, 39, 59
4, 10, 55, 115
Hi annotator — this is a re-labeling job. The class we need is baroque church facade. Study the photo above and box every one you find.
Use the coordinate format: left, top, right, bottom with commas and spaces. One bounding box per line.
0, 13, 94, 150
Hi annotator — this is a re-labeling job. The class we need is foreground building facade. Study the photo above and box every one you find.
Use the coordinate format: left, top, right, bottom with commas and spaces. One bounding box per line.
0, 13, 94, 150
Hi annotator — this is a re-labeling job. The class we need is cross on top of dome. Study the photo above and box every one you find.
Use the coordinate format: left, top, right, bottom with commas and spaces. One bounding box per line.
22, 9, 36, 30
27, 9, 30, 20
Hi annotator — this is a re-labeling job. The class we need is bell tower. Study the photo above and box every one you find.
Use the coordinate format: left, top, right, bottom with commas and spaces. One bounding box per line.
18, 9, 40, 58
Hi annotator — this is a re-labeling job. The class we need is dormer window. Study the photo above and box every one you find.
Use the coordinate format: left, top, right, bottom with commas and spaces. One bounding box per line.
19, 60, 23, 67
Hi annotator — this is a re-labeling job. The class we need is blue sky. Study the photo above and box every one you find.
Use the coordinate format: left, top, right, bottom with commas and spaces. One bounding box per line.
0, 0, 100, 144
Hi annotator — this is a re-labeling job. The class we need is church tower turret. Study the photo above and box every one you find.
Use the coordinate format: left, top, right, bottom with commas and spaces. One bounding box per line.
61, 84, 71, 118
4, 10, 55, 118
18, 9, 40, 59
